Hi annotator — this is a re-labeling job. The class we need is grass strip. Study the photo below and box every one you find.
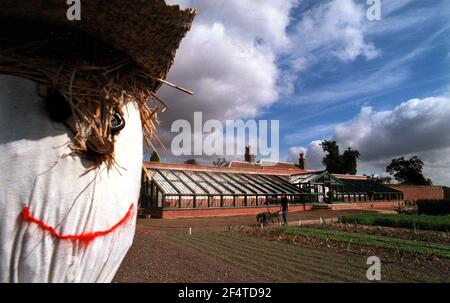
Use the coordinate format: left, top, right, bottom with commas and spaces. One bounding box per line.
340, 213, 450, 232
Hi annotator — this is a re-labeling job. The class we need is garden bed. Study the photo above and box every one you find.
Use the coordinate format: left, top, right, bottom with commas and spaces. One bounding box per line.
340, 213, 450, 232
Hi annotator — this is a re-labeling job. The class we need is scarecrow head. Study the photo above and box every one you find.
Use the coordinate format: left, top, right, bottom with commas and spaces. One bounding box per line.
0, 0, 195, 283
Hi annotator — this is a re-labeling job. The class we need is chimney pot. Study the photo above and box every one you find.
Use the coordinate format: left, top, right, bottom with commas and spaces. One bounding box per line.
245, 145, 256, 163
299, 152, 306, 170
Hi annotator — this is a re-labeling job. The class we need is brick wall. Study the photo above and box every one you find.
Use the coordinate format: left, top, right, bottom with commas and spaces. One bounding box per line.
147, 204, 313, 219
387, 185, 444, 202
349, 201, 401, 210
145, 200, 401, 219
444, 187, 450, 200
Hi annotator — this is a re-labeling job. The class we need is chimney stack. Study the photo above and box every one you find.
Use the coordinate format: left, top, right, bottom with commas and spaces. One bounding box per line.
245, 145, 256, 163
299, 152, 306, 170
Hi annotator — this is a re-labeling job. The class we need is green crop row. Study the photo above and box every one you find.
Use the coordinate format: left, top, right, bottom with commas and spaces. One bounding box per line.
275, 227, 450, 259
340, 213, 450, 232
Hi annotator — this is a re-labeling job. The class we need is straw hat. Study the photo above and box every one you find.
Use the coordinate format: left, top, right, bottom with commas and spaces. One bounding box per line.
0, 0, 196, 84
0, 0, 196, 167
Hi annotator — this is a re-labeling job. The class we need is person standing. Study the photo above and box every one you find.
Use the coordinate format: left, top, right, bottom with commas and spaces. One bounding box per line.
280, 194, 289, 225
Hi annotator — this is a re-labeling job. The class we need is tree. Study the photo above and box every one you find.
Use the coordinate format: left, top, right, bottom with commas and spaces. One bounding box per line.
368, 175, 393, 184
321, 141, 342, 174
320, 141, 360, 175
386, 156, 432, 185
184, 159, 198, 165
150, 151, 160, 162
342, 147, 360, 175
213, 158, 229, 167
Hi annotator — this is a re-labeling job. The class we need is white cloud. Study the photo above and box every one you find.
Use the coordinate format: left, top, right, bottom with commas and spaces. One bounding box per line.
159, 0, 385, 126
287, 146, 306, 164
154, 0, 298, 161
290, 0, 380, 71
288, 141, 325, 170
334, 97, 450, 161
161, 0, 297, 122
158, 0, 446, 175
289, 96, 450, 185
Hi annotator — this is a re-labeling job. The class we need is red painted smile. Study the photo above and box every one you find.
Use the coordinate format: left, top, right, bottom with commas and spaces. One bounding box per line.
21, 204, 134, 244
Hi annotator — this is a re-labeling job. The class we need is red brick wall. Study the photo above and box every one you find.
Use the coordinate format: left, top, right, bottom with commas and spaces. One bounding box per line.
387, 185, 444, 202
145, 201, 402, 219
349, 201, 401, 210
148, 204, 313, 219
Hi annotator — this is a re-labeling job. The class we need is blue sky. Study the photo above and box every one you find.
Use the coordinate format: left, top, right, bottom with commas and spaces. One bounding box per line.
266, 0, 450, 157
161, 0, 450, 185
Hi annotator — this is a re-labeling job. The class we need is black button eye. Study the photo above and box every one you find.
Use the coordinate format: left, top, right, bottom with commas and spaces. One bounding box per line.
111, 112, 125, 133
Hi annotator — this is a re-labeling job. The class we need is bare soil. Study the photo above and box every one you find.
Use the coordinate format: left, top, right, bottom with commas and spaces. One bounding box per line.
319, 223, 450, 244
114, 209, 450, 283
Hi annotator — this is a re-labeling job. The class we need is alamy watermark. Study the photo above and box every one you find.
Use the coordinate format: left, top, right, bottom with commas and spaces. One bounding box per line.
367, 0, 382, 21
66, 0, 381, 22
366, 256, 382, 281
66, 0, 81, 21
171, 112, 280, 162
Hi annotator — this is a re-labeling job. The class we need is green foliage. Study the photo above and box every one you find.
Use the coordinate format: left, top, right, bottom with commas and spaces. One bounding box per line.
321, 141, 342, 173
278, 226, 450, 259
368, 175, 393, 184
340, 213, 450, 232
417, 200, 450, 216
320, 141, 360, 175
213, 158, 229, 167
342, 148, 360, 175
150, 151, 160, 162
386, 156, 432, 185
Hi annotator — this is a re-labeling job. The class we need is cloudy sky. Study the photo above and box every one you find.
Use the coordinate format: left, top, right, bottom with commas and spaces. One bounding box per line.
157, 0, 450, 185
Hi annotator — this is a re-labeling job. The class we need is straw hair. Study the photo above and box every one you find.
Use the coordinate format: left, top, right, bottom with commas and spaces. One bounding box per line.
0, 1, 196, 169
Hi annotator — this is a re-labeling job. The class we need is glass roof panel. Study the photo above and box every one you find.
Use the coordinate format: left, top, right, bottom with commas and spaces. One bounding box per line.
216, 173, 255, 194
159, 170, 194, 194
290, 173, 315, 184
262, 175, 303, 193
171, 181, 193, 194
197, 173, 231, 194
182, 171, 219, 194
173, 171, 208, 194
249, 175, 289, 193
148, 169, 305, 196
153, 171, 178, 194
237, 174, 276, 194
202, 173, 238, 193
225, 173, 265, 193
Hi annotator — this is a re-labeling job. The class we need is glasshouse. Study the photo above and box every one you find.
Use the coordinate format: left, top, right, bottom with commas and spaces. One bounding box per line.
140, 162, 404, 219
141, 167, 306, 209
290, 171, 404, 203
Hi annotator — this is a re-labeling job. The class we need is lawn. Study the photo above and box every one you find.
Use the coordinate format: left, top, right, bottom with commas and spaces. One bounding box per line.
340, 213, 450, 232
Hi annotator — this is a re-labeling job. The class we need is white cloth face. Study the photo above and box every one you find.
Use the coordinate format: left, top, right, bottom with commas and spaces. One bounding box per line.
0, 75, 143, 283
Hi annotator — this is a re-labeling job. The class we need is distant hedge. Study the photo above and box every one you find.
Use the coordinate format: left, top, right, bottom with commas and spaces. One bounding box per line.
417, 200, 450, 216
340, 213, 450, 232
